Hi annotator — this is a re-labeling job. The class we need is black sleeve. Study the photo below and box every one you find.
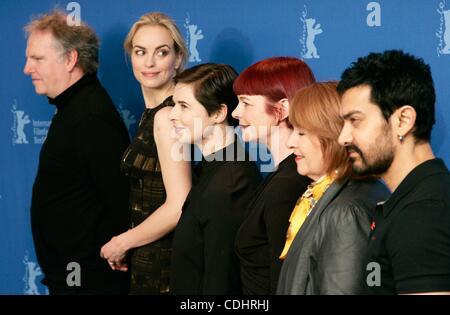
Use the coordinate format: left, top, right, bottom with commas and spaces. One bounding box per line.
316, 203, 371, 294
75, 115, 130, 240
201, 165, 258, 294
201, 194, 240, 294
387, 200, 450, 294
263, 186, 299, 293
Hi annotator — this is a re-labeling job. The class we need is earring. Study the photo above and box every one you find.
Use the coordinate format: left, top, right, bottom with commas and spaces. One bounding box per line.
398, 135, 404, 142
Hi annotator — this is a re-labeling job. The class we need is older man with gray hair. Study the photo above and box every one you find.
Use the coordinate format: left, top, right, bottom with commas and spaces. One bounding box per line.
24, 10, 130, 294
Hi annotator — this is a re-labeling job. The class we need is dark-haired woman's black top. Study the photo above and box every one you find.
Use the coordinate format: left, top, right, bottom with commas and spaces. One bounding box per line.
170, 141, 262, 294
235, 154, 311, 294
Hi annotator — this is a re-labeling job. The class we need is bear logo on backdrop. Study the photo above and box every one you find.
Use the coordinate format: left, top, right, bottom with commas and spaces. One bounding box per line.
10, 100, 52, 146
11, 100, 31, 145
118, 100, 137, 133
23, 252, 45, 295
300, 6, 323, 59
437, 0, 450, 56
184, 13, 204, 63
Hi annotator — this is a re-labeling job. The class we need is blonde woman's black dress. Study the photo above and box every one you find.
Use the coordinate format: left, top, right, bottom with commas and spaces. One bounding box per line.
121, 96, 174, 294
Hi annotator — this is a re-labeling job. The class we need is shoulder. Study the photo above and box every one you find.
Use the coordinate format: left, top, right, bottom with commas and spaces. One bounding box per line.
321, 178, 388, 225
74, 86, 121, 125
194, 161, 260, 207
389, 163, 450, 224
393, 199, 450, 233
221, 160, 261, 188
154, 106, 173, 127
270, 172, 310, 196
273, 156, 311, 194
262, 156, 310, 199
321, 201, 370, 229
257, 175, 301, 211
73, 78, 114, 111
408, 168, 450, 205
153, 106, 176, 141
336, 178, 390, 209
75, 108, 127, 139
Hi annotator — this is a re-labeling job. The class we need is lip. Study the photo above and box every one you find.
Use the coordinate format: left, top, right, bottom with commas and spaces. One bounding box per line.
173, 126, 185, 134
348, 151, 359, 158
141, 72, 159, 78
294, 154, 304, 161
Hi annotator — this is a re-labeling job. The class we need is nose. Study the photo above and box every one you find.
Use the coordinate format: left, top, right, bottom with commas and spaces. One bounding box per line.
168, 104, 179, 121
286, 129, 298, 149
231, 102, 242, 119
24, 58, 33, 75
144, 53, 155, 68
338, 123, 352, 147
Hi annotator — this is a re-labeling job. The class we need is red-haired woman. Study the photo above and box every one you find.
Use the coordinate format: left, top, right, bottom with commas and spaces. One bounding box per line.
232, 57, 314, 294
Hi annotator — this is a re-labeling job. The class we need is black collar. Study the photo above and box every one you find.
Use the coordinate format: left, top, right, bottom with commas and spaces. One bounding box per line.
245, 153, 308, 210
47, 73, 98, 111
381, 158, 448, 217
193, 137, 247, 178
263, 153, 296, 181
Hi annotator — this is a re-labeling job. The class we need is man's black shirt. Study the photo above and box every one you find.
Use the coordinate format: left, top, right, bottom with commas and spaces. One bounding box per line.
366, 158, 450, 294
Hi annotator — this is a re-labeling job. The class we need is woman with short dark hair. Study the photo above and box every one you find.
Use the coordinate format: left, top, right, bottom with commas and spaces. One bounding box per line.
169, 63, 261, 294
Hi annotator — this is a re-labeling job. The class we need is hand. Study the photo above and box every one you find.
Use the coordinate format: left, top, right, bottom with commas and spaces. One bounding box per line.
106, 259, 128, 272
100, 235, 129, 271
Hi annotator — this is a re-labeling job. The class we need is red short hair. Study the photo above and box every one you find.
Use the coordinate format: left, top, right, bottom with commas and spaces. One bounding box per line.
233, 57, 315, 120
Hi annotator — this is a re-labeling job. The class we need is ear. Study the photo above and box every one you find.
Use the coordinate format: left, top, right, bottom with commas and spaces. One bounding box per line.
391, 105, 416, 139
65, 49, 79, 72
212, 104, 228, 124
175, 53, 183, 72
278, 98, 290, 122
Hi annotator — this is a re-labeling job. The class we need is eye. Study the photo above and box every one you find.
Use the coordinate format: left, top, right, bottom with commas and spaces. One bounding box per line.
178, 103, 188, 109
349, 117, 360, 126
134, 49, 145, 56
243, 102, 251, 107
156, 49, 169, 57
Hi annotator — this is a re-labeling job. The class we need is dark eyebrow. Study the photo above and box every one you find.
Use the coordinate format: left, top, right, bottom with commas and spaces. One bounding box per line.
342, 110, 362, 120
177, 100, 190, 107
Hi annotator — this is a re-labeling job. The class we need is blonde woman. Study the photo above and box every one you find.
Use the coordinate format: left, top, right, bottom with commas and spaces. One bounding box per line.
100, 12, 191, 294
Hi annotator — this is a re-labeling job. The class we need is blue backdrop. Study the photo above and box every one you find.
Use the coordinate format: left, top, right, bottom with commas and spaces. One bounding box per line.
1, 0, 449, 294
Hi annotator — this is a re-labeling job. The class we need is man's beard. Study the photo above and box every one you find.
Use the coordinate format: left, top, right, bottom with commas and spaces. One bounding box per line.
347, 134, 395, 177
